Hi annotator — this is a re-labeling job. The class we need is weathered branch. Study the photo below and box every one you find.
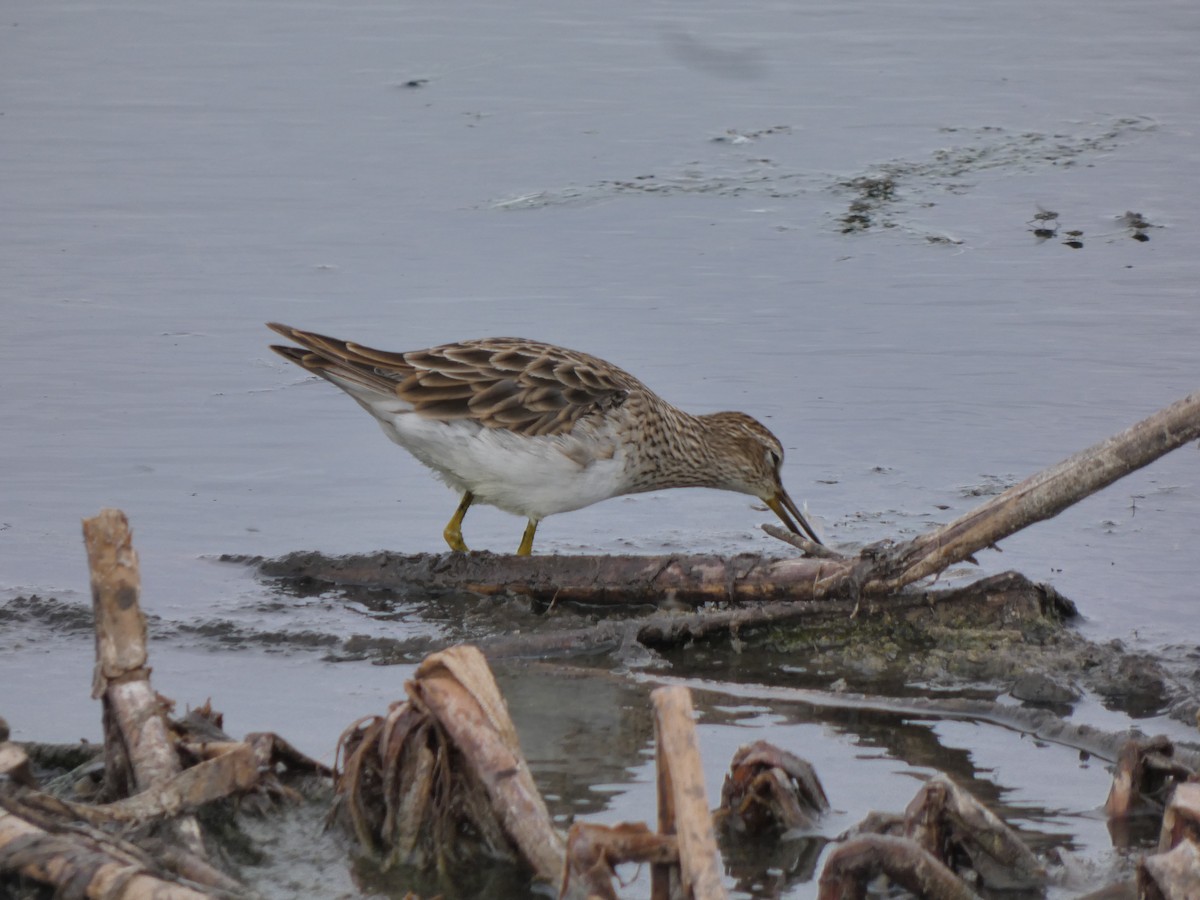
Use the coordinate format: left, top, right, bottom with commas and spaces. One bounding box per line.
818, 834, 981, 900
407, 646, 566, 882
652, 686, 726, 900
255, 548, 834, 608
861, 388, 1200, 593
0, 787, 219, 900
82, 509, 205, 856
331, 646, 565, 884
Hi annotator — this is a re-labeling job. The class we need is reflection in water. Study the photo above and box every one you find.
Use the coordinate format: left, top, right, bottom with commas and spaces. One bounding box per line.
497, 664, 656, 821
721, 833, 829, 899
352, 855, 533, 900
490, 651, 1129, 898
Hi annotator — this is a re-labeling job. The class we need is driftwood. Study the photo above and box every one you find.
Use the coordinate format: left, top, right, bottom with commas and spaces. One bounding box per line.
1, 784, 248, 898
817, 748, 1200, 900
562, 823, 676, 900
82, 509, 206, 857
817, 833, 981, 900
408, 646, 565, 880
0, 729, 36, 789
1159, 783, 1200, 854
903, 774, 1045, 890
334, 650, 734, 900
1132, 779, 1200, 899
821, 773, 1048, 898
255, 388, 1200, 608
559, 685, 735, 900
717, 741, 830, 835
820, 774, 1046, 899
0, 788, 215, 900
1140, 839, 1200, 900
7, 505, 1199, 896
331, 645, 565, 882
651, 686, 726, 900
1105, 735, 1195, 820
0, 509, 331, 899
262, 565, 1072, 662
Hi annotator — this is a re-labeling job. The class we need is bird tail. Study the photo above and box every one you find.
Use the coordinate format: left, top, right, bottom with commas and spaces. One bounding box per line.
267, 322, 405, 397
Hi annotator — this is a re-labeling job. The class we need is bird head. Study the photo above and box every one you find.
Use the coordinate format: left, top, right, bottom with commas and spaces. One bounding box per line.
702, 411, 823, 546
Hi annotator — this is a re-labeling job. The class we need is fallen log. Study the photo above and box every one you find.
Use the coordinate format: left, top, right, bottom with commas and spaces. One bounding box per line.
252, 388, 1200, 607
271, 567, 1074, 661
255, 547, 839, 609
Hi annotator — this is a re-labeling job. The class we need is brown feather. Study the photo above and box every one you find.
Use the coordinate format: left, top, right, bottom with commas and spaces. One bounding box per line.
267, 324, 640, 437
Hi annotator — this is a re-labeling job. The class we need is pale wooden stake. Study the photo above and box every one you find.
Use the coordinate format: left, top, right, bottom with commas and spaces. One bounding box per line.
82, 508, 205, 857
652, 686, 726, 900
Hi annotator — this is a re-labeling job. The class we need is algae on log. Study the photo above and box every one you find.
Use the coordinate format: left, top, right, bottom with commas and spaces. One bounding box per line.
253, 389, 1200, 608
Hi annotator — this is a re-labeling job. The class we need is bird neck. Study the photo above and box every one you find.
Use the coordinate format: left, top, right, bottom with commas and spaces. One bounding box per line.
626, 407, 734, 493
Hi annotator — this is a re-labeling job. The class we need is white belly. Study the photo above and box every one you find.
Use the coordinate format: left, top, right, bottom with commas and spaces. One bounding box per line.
372, 409, 630, 521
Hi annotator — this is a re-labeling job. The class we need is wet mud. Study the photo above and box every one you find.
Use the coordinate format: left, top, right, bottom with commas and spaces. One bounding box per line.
238, 551, 1199, 722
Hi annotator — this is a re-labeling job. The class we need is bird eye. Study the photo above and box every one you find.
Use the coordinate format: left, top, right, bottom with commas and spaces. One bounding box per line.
766, 449, 781, 470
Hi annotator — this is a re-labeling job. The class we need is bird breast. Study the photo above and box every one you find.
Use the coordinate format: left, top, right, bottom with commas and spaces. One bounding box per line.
373, 407, 633, 520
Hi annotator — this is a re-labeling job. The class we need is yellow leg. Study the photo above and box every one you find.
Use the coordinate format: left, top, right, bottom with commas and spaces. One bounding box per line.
516, 519, 538, 556
443, 491, 473, 552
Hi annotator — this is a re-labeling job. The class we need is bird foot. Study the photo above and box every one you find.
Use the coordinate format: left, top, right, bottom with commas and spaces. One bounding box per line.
443, 528, 470, 553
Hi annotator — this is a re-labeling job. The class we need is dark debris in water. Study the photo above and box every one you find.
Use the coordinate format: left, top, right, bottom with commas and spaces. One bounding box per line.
1027, 207, 1161, 248
1120, 209, 1158, 242
710, 124, 792, 144
490, 116, 1154, 250
177, 618, 341, 650
0, 595, 94, 634
959, 474, 1018, 498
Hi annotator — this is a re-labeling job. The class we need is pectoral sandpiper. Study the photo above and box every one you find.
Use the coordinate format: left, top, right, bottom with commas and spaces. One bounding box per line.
267, 323, 822, 555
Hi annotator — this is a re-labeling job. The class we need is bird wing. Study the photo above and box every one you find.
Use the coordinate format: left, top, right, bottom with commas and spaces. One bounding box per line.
268, 323, 640, 437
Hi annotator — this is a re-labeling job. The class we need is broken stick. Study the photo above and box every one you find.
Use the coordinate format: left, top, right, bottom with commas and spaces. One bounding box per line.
859, 387, 1200, 594
82, 508, 205, 857
0, 800, 213, 900
652, 686, 726, 900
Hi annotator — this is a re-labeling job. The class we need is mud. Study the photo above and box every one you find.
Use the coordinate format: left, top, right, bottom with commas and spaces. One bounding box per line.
187, 552, 1200, 731
15, 552, 1191, 730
